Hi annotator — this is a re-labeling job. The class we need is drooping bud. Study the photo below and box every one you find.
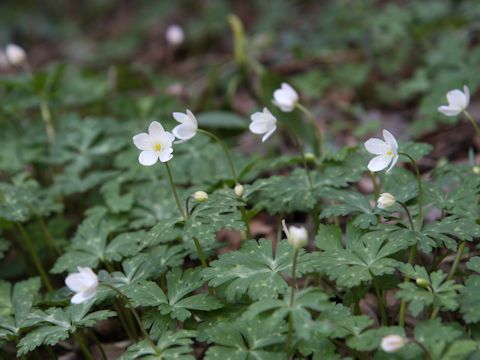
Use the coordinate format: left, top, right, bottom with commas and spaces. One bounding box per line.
377, 193, 396, 210
282, 220, 308, 250
381, 334, 407, 353
5, 44, 27, 66
193, 191, 208, 202
234, 184, 244, 197
416, 278, 429, 288
305, 153, 316, 162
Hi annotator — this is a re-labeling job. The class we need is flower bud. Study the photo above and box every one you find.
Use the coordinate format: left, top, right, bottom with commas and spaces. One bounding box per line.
381, 334, 407, 353
5, 44, 27, 66
234, 184, 244, 197
305, 153, 316, 162
166, 25, 184, 46
282, 220, 308, 250
377, 193, 396, 210
473, 166, 480, 174
416, 278, 429, 288
193, 191, 208, 202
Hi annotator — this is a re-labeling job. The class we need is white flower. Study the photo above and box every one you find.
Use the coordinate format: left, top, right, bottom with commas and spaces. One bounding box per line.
272, 83, 299, 112
234, 184, 245, 197
172, 110, 197, 143
381, 334, 407, 353
438, 86, 470, 116
282, 220, 308, 250
166, 25, 185, 46
193, 191, 208, 202
133, 121, 175, 166
65, 267, 98, 304
249, 108, 277, 142
5, 44, 27, 66
377, 193, 396, 209
364, 129, 399, 173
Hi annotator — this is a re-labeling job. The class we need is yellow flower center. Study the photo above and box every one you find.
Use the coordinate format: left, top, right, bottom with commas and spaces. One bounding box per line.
386, 149, 393, 156
154, 143, 162, 151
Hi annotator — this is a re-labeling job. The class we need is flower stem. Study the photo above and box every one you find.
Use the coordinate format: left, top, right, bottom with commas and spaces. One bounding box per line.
39, 96, 55, 144
183, 199, 209, 268
34, 213, 61, 256
370, 171, 380, 199
15, 223, 53, 292
396, 201, 415, 231
101, 284, 160, 355
411, 339, 433, 360
399, 152, 423, 231
398, 245, 416, 327
372, 276, 388, 325
198, 129, 239, 183
296, 103, 325, 158
430, 241, 466, 320
164, 162, 187, 220
289, 131, 314, 190
73, 332, 94, 360
88, 330, 107, 360
285, 249, 299, 354
464, 110, 480, 138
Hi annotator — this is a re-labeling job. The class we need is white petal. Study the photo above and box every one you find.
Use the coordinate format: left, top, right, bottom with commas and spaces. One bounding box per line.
71, 291, 93, 304
158, 148, 173, 162
249, 120, 268, 134
139, 151, 158, 166
173, 124, 196, 140
438, 105, 461, 116
133, 133, 153, 150
186, 109, 198, 126
386, 154, 399, 173
446, 89, 467, 110
272, 99, 294, 112
281, 83, 299, 102
172, 112, 189, 124
368, 155, 391, 172
382, 130, 398, 152
364, 138, 389, 155
148, 121, 165, 137
261, 125, 277, 142
65, 273, 87, 292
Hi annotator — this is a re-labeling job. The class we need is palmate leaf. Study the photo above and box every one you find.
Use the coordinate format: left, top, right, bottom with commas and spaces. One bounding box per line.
319, 189, 377, 229
204, 239, 311, 301
17, 301, 116, 356
315, 230, 405, 288
0, 277, 40, 339
183, 189, 245, 253
347, 326, 405, 352
458, 275, 480, 323
105, 244, 185, 290
0, 176, 62, 222
119, 330, 197, 360
52, 209, 127, 273
52, 170, 119, 196
123, 268, 222, 321
204, 317, 287, 360
396, 264, 463, 316
244, 288, 332, 340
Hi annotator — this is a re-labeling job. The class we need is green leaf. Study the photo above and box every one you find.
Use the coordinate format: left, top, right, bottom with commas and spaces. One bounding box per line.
204, 318, 287, 360
204, 239, 311, 301
184, 189, 245, 254
124, 268, 222, 321
459, 275, 480, 323
245, 288, 331, 340
347, 326, 405, 352
17, 302, 115, 356
315, 231, 404, 288
119, 330, 196, 360
315, 224, 343, 251
52, 209, 124, 273
397, 264, 462, 316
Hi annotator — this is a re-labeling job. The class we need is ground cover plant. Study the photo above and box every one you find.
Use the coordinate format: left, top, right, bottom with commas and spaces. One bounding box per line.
1, 1, 480, 359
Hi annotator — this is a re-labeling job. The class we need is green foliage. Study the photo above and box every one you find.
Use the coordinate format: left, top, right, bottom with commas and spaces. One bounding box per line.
124, 268, 222, 321
120, 331, 197, 360
204, 239, 311, 301
397, 264, 463, 316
